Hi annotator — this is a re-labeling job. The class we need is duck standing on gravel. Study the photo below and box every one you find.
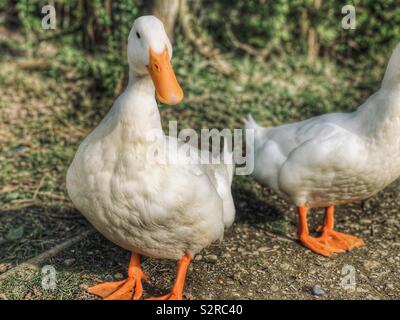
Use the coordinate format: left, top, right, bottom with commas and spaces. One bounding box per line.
245, 43, 400, 257
66, 16, 235, 300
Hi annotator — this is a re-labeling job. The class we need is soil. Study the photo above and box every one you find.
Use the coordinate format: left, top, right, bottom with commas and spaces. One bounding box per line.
1, 178, 400, 300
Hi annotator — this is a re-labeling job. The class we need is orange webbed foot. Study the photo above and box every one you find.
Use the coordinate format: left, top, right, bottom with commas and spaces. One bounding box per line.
321, 229, 365, 251
298, 206, 364, 257
87, 271, 148, 300
300, 234, 345, 257
300, 228, 364, 257
87, 253, 148, 300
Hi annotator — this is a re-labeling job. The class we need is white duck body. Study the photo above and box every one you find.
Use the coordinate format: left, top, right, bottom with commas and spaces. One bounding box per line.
66, 17, 234, 260
246, 43, 400, 208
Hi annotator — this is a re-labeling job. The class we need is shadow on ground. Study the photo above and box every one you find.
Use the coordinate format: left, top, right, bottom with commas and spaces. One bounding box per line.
1, 179, 400, 299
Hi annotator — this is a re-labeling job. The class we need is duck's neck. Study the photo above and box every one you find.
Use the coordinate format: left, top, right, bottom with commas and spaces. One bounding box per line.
359, 46, 400, 145
382, 44, 400, 89
116, 70, 163, 142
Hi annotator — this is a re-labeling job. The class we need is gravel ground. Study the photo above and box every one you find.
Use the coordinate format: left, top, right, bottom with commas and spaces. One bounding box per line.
1, 177, 400, 300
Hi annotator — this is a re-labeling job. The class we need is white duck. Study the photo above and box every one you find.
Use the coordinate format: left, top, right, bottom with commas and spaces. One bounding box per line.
66, 16, 235, 300
245, 43, 400, 257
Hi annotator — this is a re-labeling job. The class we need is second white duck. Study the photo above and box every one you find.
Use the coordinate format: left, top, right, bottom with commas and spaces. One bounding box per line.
245, 43, 400, 257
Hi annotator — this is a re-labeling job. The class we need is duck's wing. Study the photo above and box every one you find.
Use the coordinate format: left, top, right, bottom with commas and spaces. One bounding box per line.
200, 154, 235, 228
276, 117, 368, 205
164, 136, 235, 228
247, 112, 360, 196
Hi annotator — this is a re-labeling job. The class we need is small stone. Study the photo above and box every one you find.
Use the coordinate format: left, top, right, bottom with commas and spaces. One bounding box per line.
356, 287, 369, 293
15, 146, 25, 153
270, 284, 279, 292
64, 258, 76, 266
280, 263, 290, 271
360, 219, 372, 225
385, 283, 394, 290
312, 285, 325, 296
363, 260, 380, 271
386, 218, 397, 226
222, 253, 231, 258
0, 263, 10, 273
194, 255, 202, 261
184, 292, 194, 300
104, 274, 114, 281
232, 273, 241, 281
362, 201, 371, 210
204, 254, 218, 263
114, 273, 124, 280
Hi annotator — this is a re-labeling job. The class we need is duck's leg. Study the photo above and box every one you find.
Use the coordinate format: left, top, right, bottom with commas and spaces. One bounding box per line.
297, 206, 364, 257
147, 255, 191, 300
317, 205, 365, 252
297, 206, 344, 257
87, 253, 148, 300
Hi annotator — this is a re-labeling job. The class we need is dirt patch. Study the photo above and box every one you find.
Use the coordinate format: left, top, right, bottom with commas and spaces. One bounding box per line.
1, 178, 400, 300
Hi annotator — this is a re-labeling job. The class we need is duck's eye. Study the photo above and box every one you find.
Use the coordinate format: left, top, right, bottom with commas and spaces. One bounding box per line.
136, 32, 141, 39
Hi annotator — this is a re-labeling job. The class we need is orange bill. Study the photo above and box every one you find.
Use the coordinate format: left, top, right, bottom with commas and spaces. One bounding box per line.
148, 46, 184, 105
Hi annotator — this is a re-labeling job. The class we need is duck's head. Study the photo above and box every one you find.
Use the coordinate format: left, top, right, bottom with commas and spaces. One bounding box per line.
127, 15, 184, 105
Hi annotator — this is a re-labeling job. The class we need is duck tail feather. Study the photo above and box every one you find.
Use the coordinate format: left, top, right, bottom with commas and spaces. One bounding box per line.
243, 114, 257, 129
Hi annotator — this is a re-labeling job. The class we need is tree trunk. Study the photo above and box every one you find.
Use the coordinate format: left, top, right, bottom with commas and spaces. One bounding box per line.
307, 0, 321, 61
147, 0, 180, 42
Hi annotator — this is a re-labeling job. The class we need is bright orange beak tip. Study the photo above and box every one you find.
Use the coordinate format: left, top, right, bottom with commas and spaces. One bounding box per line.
148, 47, 184, 106
159, 90, 184, 105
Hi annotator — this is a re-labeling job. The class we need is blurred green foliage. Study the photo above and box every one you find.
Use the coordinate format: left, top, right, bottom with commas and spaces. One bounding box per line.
6, 0, 143, 51
202, 0, 400, 62
2, 0, 397, 120
5, 0, 400, 63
